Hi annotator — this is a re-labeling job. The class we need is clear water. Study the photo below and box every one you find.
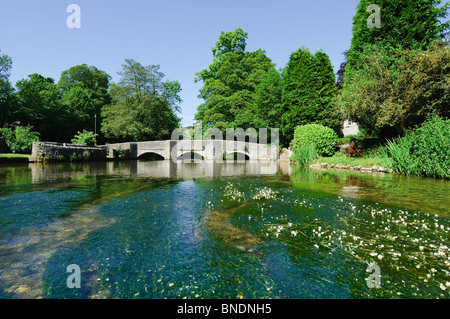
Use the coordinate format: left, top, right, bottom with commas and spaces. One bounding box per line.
0, 160, 449, 299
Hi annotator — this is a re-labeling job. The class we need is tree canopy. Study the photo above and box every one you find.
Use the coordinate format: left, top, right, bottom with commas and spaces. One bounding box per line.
195, 28, 275, 134
281, 48, 339, 145
101, 59, 181, 142
346, 0, 450, 72
340, 0, 450, 138
0, 50, 13, 126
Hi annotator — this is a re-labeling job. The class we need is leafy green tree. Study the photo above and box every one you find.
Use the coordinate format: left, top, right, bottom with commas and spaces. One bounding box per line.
58, 64, 111, 141
248, 67, 283, 134
340, 0, 449, 138
58, 64, 110, 105
14, 74, 69, 142
0, 50, 14, 126
281, 48, 339, 145
339, 42, 450, 137
102, 96, 178, 142
101, 59, 181, 142
346, 0, 450, 72
0, 125, 40, 153
71, 130, 98, 146
195, 28, 274, 132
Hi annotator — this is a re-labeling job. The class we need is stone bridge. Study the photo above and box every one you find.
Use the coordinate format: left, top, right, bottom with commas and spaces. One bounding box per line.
106, 140, 278, 161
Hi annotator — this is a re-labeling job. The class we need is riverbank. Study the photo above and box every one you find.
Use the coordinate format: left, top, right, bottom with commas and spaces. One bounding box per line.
308, 154, 389, 173
308, 161, 388, 173
0, 153, 33, 163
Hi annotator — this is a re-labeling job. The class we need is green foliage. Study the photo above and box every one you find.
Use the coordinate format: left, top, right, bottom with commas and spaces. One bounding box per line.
0, 125, 40, 153
250, 67, 283, 134
382, 115, 450, 178
0, 50, 14, 126
102, 95, 178, 142
195, 29, 274, 133
291, 124, 338, 157
281, 48, 339, 144
14, 73, 70, 142
71, 130, 97, 146
69, 152, 81, 162
339, 43, 450, 137
113, 146, 130, 160
346, 0, 450, 73
101, 59, 180, 142
82, 150, 92, 160
58, 64, 111, 142
293, 144, 318, 166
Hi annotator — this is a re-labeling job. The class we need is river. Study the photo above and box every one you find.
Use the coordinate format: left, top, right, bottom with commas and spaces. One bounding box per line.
0, 160, 449, 299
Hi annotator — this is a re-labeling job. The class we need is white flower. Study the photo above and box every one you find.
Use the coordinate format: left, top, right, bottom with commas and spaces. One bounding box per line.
378, 255, 384, 260
440, 283, 446, 291
314, 244, 319, 249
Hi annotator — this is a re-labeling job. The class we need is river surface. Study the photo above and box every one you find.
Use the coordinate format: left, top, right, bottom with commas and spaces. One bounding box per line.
0, 160, 449, 299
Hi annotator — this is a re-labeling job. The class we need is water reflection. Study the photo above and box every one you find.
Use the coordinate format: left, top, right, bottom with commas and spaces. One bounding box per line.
25, 160, 279, 183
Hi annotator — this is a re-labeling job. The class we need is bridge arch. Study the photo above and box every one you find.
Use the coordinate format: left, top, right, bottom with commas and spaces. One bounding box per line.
137, 152, 165, 160
177, 151, 205, 161
224, 152, 250, 161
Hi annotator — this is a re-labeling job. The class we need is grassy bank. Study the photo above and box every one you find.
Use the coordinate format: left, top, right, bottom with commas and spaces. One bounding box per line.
0, 153, 31, 159
313, 153, 389, 168
0, 153, 32, 162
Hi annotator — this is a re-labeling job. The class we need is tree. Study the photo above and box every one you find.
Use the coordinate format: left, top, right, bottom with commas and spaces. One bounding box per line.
248, 66, 283, 134
340, 0, 449, 138
195, 29, 274, 133
58, 64, 111, 141
14, 74, 69, 142
0, 50, 14, 126
280, 48, 339, 145
338, 42, 450, 137
346, 0, 450, 72
101, 59, 181, 142
0, 125, 40, 153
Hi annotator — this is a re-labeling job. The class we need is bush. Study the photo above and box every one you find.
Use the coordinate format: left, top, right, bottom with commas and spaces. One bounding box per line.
293, 144, 318, 165
343, 142, 363, 157
291, 124, 338, 157
71, 130, 97, 146
0, 125, 40, 153
113, 146, 130, 159
382, 115, 450, 179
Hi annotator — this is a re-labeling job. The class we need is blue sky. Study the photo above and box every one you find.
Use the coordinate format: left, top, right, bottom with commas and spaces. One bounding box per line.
0, 0, 359, 126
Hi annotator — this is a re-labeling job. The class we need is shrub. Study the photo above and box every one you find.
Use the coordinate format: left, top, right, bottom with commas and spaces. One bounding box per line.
0, 125, 40, 153
382, 115, 450, 179
113, 146, 130, 159
293, 144, 318, 165
343, 142, 363, 157
82, 150, 92, 160
71, 130, 97, 146
291, 124, 338, 157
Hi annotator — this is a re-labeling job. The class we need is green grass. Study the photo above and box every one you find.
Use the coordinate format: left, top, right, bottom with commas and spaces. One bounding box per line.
314, 152, 390, 168
0, 153, 32, 159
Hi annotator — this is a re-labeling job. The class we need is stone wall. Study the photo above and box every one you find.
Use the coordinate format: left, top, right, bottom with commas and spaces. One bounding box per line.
31, 142, 107, 161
